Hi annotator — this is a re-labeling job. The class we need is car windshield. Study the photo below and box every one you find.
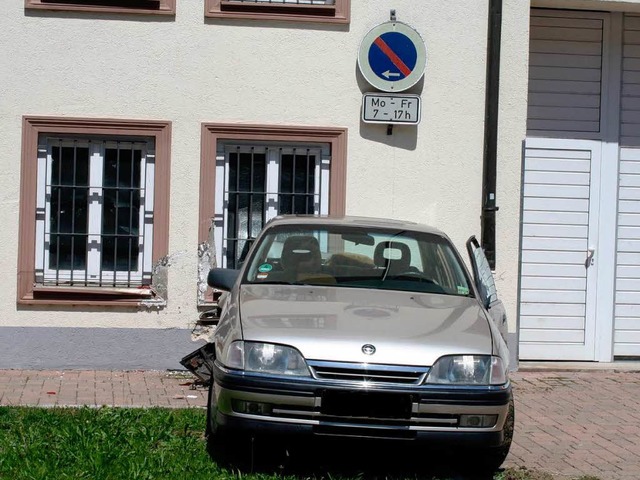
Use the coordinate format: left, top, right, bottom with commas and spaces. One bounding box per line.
244, 224, 473, 296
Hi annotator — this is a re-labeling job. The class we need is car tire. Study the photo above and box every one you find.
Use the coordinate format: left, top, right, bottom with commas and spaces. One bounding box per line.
205, 382, 238, 465
205, 383, 251, 469
470, 396, 515, 473
204, 383, 274, 471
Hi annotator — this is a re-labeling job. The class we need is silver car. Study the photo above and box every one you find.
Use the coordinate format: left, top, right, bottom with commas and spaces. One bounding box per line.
203, 216, 513, 471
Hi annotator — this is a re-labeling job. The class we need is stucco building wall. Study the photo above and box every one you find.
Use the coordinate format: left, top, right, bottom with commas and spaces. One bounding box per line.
0, 1, 527, 369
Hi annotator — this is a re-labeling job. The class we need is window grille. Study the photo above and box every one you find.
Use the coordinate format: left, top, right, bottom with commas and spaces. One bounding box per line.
225, 0, 335, 4
205, 0, 348, 23
35, 137, 155, 288
25, 0, 176, 15
215, 143, 330, 269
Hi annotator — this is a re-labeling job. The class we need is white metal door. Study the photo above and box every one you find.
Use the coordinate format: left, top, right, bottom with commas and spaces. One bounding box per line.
615, 149, 640, 356
519, 138, 600, 360
614, 15, 640, 356
521, 9, 608, 360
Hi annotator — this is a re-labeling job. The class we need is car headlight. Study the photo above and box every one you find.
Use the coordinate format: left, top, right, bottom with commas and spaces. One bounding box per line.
425, 355, 507, 385
223, 341, 310, 377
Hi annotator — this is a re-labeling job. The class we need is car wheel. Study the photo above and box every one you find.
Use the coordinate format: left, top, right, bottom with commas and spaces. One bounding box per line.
205, 382, 214, 438
205, 382, 241, 465
207, 428, 254, 469
471, 397, 515, 473
204, 383, 272, 471
208, 429, 286, 472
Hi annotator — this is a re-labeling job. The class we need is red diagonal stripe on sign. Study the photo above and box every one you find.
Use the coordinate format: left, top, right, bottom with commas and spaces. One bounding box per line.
374, 36, 412, 77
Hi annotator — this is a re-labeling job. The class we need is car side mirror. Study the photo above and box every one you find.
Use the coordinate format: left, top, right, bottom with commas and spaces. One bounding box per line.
207, 268, 240, 291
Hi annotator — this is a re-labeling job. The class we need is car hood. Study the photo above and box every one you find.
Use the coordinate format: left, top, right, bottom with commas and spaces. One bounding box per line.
238, 284, 492, 366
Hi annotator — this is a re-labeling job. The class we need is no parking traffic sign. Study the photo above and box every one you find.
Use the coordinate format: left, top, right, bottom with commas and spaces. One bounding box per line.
358, 21, 426, 93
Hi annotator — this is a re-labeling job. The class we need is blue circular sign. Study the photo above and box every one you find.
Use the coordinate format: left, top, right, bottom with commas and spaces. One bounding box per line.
368, 32, 418, 82
358, 21, 426, 92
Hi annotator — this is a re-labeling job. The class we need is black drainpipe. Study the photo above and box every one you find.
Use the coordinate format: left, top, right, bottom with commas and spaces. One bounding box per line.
481, 0, 502, 269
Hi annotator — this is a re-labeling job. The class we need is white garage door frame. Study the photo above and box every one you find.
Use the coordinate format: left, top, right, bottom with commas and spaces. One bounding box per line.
520, 137, 602, 360
521, 9, 622, 361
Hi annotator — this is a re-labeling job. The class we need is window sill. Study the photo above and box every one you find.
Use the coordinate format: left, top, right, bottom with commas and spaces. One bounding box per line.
19, 285, 165, 307
206, 0, 349, 24
25, 0, 176, 16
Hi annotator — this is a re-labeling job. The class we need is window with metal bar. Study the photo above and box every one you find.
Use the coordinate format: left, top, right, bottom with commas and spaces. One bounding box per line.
205, 0, 349, 23
25, 0, 176, 15
35, 137, 154, 288
215, 143, 330, 269
226, 0, 335, 4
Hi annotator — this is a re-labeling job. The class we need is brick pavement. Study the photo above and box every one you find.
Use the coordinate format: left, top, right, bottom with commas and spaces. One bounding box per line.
0, 370, 207, 409
1, 368, 639, 479
505, 370, 640, 480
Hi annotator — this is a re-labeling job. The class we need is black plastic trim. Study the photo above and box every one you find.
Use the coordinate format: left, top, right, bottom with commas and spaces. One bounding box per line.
215, 413, 505, 446
213, 362, 512, 405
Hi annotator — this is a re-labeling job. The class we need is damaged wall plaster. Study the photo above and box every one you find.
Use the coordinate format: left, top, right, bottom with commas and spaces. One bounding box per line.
193, 219, 219, 342
140, 251, 186, 309
197, 219, 217, 306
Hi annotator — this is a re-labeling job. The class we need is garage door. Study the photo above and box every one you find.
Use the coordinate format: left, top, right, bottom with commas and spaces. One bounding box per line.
615, 15, 640, 356
520, 139, 600, 360
521, 10, 606, 360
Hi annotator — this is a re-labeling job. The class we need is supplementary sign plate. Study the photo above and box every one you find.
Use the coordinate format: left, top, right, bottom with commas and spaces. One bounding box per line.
358, 21, 427, 92
362, 93, 421, 125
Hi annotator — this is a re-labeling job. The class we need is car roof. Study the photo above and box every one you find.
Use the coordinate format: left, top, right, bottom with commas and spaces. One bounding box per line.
266, 215, 448, 237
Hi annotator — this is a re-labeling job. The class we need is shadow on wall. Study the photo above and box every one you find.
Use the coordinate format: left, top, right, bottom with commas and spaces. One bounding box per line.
356, 63, 422, 151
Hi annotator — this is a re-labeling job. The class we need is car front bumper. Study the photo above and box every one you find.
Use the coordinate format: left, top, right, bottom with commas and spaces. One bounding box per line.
211, 362, 512, 446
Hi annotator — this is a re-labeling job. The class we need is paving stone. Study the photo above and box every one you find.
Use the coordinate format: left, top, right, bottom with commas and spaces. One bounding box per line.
0, 368, 638, 478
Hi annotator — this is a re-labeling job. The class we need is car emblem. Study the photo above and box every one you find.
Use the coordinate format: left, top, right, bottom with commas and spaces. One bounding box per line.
362, 344, 376, 355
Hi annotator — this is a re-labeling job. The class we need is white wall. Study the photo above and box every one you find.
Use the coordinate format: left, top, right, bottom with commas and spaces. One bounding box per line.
0, 2, 526, 351
497, 0, 531, 337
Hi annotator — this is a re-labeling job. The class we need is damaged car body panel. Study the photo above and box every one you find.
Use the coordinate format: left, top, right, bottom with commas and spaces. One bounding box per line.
182, 215, 513, 471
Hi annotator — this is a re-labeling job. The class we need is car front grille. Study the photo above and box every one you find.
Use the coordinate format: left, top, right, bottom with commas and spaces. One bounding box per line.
307, 361, 429, 385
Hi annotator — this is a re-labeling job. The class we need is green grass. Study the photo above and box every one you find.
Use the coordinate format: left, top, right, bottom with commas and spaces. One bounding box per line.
0, 407, 599, 480
0, 407, 227, 480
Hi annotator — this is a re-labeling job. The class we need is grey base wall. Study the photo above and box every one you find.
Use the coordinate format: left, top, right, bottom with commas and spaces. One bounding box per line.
1, 326, 521, 372
508, 332, 519, 371
0, 327, 204, 370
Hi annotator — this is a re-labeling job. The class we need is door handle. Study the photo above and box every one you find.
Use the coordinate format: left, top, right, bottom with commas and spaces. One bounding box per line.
586, 245, 596, 268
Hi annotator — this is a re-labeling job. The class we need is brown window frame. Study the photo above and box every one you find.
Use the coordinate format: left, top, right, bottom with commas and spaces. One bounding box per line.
25, 0, 176, 16
204, 0, 349, 24
198, 122, 347, 246
18, 116, 172, 306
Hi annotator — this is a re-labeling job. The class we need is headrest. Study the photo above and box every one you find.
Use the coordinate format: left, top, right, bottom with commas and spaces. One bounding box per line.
373, 241, 411, 268
281, 235, 321, 270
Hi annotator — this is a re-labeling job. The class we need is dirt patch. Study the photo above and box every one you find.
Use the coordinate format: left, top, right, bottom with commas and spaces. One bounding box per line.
500, 467, 601, 480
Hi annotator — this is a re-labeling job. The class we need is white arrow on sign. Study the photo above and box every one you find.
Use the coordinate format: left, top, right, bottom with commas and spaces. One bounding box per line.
382, 70, 401, 79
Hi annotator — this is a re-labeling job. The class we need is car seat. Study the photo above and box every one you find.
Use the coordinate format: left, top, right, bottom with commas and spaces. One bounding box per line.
280, 235, 334, 284
373, 241, 414, 277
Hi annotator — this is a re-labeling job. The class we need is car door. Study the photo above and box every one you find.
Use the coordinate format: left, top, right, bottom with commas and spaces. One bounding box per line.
466, 236, 508, 343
